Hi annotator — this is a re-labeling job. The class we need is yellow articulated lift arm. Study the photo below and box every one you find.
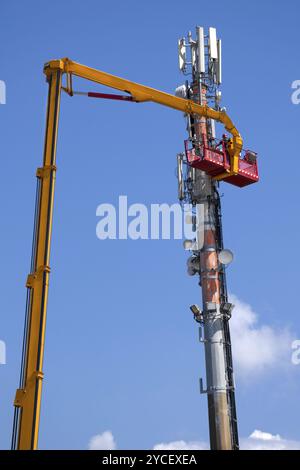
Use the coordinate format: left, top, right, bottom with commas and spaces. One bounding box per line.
12, 58, 243, 450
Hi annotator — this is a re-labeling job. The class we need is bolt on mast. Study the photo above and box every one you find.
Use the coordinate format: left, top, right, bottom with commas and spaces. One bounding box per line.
177, 26, 239, 450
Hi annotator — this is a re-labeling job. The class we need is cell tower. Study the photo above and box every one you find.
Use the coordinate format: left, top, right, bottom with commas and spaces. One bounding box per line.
176, 27, 239, 450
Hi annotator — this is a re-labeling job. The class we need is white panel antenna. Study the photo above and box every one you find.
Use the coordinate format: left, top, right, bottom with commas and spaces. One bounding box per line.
191, 44, 197, 69
196, 26, 205, 74
209, 27, 218, 60
178, 38, 187, 71
210, 119, 216, 139
217, 39, 222, 85
177, 154, 184, 200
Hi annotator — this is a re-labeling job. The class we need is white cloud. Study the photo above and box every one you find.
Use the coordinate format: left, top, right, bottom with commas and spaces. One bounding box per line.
229, 294, 293, 376
88, 430, 116, 450
88, 429, 300, 451
153, 440, 208, 450
152, 430, 300, 451
250, 429, 281, 441
241, 429, 300, 450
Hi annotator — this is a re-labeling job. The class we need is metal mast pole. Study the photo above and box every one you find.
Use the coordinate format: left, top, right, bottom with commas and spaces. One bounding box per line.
193, 75, 233, 452
177, 27, 239, 450
12, 68, 62, 450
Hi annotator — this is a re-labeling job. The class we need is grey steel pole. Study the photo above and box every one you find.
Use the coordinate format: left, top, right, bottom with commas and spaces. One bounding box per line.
192, 83, 234, 450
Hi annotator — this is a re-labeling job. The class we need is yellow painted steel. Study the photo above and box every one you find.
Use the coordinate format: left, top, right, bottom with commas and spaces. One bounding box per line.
14, 58, 242, 449
13, 70, 62, 449
45, 58, 243, 178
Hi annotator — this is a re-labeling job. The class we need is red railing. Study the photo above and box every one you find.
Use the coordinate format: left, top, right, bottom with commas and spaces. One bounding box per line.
184, 137, 259, 187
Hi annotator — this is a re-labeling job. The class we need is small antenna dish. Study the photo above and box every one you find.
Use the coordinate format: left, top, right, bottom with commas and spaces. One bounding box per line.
187, 256, 200, 275
218, 249, 234, 266
183, 239, 195, 251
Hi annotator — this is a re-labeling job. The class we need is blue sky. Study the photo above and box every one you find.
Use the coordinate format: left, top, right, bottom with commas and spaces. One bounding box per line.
1, 0, 300, 450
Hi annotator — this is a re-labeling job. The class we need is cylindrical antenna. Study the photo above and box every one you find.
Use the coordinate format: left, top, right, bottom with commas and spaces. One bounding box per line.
177, 153, 184, 201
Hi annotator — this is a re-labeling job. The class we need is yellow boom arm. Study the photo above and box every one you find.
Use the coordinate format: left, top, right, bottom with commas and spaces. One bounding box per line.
12, 58, 242, 449
47, 58, 242, 176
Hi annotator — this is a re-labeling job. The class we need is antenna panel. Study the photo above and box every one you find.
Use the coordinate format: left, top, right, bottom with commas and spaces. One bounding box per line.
196, 27, 205, 73
209, 27, 218, 59
178, 38, 186, 71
